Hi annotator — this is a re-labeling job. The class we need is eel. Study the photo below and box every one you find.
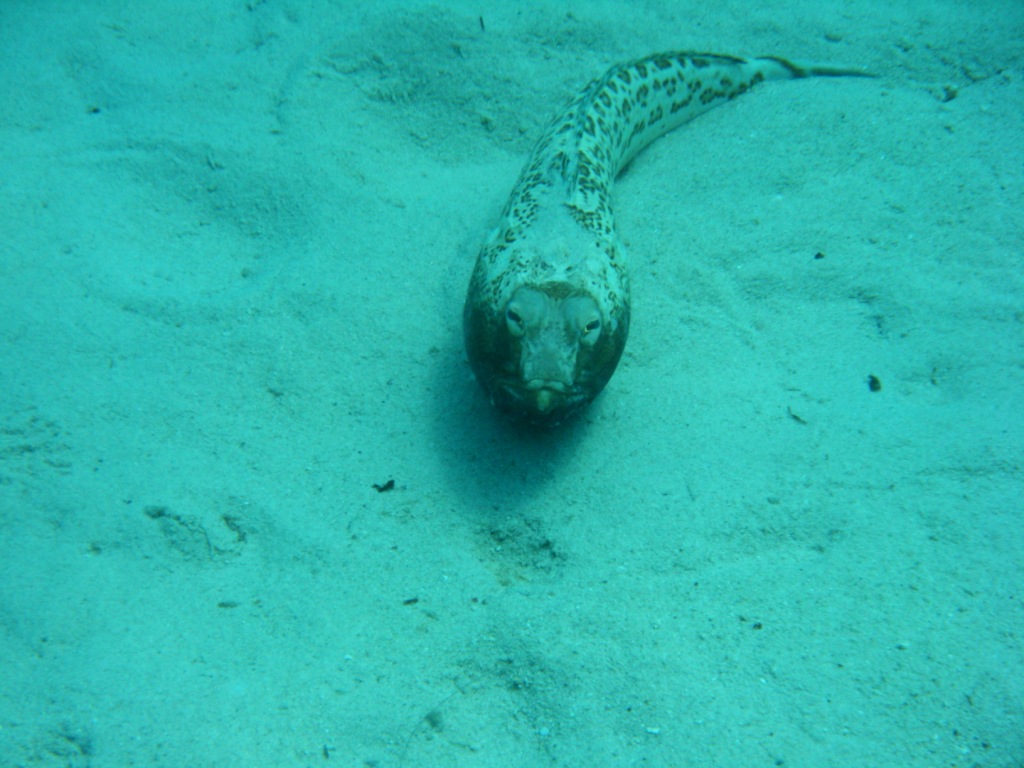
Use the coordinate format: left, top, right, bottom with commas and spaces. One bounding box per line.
463, 51, 870, 426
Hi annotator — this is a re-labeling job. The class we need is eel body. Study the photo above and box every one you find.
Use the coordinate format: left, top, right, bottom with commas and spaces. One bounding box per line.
464, 51, 868, 425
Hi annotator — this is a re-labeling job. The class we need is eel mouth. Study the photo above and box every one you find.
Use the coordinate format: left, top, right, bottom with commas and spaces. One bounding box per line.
491, 378, 587, 426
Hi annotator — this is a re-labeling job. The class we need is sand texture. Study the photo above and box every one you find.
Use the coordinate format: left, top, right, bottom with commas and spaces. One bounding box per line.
1, 1, 1021, 766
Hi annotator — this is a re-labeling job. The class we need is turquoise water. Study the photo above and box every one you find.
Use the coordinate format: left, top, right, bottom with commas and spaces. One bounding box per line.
1, 2, 1021, 765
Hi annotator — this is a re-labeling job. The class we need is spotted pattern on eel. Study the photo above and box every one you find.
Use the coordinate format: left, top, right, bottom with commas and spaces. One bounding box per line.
464, 51, 871, 426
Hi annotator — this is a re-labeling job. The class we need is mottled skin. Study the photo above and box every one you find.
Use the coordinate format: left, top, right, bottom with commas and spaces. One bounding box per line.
465, 51, 869, 426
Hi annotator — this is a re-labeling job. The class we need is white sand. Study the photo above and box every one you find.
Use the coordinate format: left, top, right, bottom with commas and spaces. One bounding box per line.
1, 1, 1021, 765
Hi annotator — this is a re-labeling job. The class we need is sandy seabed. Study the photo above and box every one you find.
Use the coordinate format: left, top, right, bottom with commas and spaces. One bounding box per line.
1, 1, 1022, 766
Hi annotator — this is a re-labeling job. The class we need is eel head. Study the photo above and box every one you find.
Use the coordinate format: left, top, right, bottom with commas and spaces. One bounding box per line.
464, 281, 628, 426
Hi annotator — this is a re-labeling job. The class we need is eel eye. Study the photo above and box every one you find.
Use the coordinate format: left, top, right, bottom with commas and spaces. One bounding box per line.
506, 307, 525, 337
584, 319, 601, 335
